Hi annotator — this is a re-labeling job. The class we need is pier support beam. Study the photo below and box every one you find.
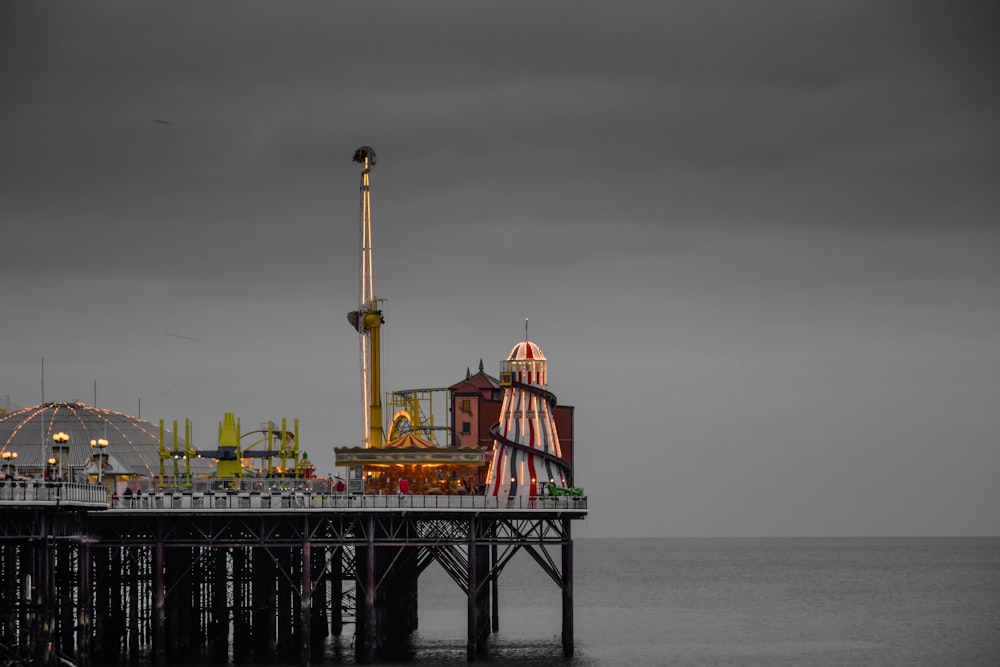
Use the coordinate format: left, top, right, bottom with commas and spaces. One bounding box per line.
561, 518, 574, 658
276, 547, 294, 656
35, 515, 55, 666
127, 548, 140, 662
490, 542, 499, 633
310, 545, 328, 661
92, 548, 109, 661
77, 541, 92, 667
465, 515, 490, 660
231, 548, 250, 663
330, 547, 343, 637
360, 515, 376, 664
210, 547, 229, 663
152, 541, 165, 667
467, 516, 479, 661
163, 547, 190, 661
300, 541, 311, 667
107, 548, 124, 665
59, 542, 75, 660
252, 547, 278, 660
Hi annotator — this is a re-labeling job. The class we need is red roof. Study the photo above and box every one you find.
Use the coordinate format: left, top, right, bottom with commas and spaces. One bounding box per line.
449, 368, 500, 395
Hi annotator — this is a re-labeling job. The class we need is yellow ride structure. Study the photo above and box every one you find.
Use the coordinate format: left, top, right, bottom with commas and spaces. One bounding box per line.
156, 414, 304, 487
335, 147, 486, 494
346, 146, 385, 450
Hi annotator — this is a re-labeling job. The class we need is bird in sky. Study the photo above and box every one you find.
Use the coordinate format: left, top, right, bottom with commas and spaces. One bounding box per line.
164, 331, 199, 342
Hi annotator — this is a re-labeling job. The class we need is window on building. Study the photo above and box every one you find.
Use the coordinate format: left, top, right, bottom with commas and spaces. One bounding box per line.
461, 399, 471, 413
461, 421, 471, 434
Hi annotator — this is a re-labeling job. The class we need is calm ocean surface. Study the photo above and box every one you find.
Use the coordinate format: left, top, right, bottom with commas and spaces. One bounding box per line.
355, 537, 1000, 666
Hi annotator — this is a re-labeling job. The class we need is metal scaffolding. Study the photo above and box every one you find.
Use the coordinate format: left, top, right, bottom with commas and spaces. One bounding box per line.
0, 495, 584, 665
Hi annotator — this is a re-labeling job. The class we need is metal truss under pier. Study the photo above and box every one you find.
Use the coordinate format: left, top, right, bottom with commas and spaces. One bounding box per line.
0, 486, 586, 666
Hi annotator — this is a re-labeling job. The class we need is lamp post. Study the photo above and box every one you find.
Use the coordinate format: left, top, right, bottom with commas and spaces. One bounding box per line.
90, 438, 109, 485
1, 450, 17, 477
52, 432, 69, 480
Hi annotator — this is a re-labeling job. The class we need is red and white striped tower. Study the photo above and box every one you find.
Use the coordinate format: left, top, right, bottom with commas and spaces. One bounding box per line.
486, 339, 570, 498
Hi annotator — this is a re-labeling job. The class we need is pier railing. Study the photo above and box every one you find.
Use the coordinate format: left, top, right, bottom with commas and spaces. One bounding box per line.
110, 490, 587, 511
0, 480, 109, 506
0, 479, 587, 512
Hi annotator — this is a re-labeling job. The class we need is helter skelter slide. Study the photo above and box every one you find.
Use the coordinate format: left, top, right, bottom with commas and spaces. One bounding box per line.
485, 333, 574, 498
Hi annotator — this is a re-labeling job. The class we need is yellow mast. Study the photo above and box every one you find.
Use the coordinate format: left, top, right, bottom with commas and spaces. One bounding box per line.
365, 300, 384, 448
348, 146, 385, 448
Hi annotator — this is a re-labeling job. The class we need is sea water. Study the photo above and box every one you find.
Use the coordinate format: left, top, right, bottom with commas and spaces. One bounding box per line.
362, 537, 1000, 666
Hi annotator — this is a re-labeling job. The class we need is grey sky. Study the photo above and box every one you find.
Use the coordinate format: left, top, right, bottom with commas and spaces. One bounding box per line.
2, 1, 997, 537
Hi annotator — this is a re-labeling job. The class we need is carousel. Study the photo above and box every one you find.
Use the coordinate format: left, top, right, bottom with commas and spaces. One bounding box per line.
336, 432, 485, 495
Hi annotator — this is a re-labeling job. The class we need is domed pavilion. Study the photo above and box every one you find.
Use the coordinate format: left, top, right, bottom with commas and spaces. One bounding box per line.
0, 401, 215, 486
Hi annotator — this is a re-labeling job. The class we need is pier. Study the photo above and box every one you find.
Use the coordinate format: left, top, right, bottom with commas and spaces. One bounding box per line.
0, 481, 586, 665
0, 147, 586, 666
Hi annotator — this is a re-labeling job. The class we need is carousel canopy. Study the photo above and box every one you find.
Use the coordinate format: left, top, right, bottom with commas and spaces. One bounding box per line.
335, 431, 486, 467
385, 432, 437, 448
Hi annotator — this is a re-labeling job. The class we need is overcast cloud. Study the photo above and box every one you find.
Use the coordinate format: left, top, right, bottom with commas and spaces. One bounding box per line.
1, 1, 997, 537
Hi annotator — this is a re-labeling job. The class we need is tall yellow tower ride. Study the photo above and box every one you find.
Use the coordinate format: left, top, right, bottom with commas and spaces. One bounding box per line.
347, 146, 385, 448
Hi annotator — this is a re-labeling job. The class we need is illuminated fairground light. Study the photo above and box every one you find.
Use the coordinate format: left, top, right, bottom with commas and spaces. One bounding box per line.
1, 449, 17, 475
486, 339, 570, 498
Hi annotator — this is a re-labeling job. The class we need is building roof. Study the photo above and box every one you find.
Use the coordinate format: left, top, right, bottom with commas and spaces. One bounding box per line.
449, 359, 502, 396
0, 401, 215, 476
